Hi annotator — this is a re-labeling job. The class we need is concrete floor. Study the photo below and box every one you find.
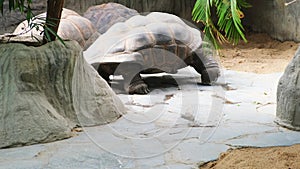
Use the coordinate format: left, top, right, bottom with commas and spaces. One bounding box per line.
1, 68, 300, 169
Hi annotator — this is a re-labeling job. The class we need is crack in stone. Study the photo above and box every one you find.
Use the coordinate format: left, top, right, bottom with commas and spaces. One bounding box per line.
34, 145, 60, 168
212, 94, 241, 104
125, 101, 168, 108
255, 102, 276, 110
220, 129, 281, 143
188, 123, 217, 128
224, 143, 265, 149
222, 120, 277, 127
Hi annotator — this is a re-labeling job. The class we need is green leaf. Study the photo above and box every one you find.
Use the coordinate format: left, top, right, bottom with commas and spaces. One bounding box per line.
0, 0, 4, 15
44, 26, 66, 46
230, 0, 247, 43
192, 0, 251, 48
44, 20, 57, 27
26, 9, 33, 22
18, 0, 25, 12
43, 27, 51, 42
237, 0, 252, 8
9, 0, 14, 10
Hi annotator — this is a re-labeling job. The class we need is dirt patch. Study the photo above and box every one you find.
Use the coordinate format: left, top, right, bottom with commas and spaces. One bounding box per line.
219, 33, 299, 74
200, 144, 300, 169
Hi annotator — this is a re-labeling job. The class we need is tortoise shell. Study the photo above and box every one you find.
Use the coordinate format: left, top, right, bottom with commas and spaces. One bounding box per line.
84, 12, 204, 73
83, 3, 139, 34
14, 8, 97, 48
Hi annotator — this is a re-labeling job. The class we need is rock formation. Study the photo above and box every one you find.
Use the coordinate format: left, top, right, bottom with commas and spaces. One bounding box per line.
0, 0, 198, 34
276, 46, 300, 130
0, 40, 124, 148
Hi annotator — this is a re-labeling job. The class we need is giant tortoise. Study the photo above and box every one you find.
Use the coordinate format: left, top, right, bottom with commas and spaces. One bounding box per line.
84, 12, 220, 94
83, 2, 139, 34
14, 8, 97, 49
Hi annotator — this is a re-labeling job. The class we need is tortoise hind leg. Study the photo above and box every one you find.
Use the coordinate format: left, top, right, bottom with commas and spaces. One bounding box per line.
127, 74, 150, 94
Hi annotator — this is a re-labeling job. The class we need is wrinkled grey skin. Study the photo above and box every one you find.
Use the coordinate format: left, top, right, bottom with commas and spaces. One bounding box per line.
84, 12, 220, 94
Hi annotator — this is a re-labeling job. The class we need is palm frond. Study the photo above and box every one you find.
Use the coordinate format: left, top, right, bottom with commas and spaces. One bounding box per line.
237, 0, 252, 8
192, 0, 251, 48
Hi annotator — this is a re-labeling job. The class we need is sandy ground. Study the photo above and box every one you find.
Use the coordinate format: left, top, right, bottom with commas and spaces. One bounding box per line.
200, 33, 300, 169
200, 144, 300, 169
219, 33, 299, 74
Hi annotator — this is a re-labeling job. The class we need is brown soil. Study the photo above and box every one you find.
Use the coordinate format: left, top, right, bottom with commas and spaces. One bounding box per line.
200, 144, 300, 169
200, 33, 300, 169
219, 33, 299, 74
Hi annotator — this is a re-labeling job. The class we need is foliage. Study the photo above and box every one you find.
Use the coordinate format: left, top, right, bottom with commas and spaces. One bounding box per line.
0, 0, 64, 44
192, 0, 251, 48
0, 0, 33, 21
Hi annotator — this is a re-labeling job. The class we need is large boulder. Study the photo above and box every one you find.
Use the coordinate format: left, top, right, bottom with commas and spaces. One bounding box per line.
276, 46, 300, 130
244, 0, 300, 42
0, 40, 124, 148
0, 0, 198, 34
83, 3, 139, 34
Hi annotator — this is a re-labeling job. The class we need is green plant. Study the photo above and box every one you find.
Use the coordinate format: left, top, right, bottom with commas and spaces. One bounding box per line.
0, 0, 32, 16
0, 0, 64, 44
192, 0, 251, 48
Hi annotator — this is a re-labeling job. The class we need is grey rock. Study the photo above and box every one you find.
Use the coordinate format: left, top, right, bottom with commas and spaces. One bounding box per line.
276, 46, 300, 130
65, 0, 197, 23
83, 3, 139, 34
2, 0, 300, 42
0, 40, 124, 148
0, 0, 47, 35
244, 0, 300, 42
1, 0, 198, 34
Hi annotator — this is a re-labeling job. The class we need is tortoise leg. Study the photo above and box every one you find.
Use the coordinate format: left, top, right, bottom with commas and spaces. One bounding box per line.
97, 64, 111, 82
127, 73, 150, 94
122, 63, 150, 94
189, 49, 220, 85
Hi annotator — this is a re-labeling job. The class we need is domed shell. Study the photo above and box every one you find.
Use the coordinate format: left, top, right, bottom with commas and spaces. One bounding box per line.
84, 12, 202, 73
14, 8, 97, 48
83, 3, 139, 34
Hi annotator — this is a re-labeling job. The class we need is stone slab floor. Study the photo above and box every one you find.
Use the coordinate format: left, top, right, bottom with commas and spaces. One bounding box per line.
1, 67, 300, 169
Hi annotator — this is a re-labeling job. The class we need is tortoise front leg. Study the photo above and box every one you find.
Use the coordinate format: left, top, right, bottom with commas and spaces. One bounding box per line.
190, 48, 220, 85
97, 64, 111, 82
121, 63, 150, 94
